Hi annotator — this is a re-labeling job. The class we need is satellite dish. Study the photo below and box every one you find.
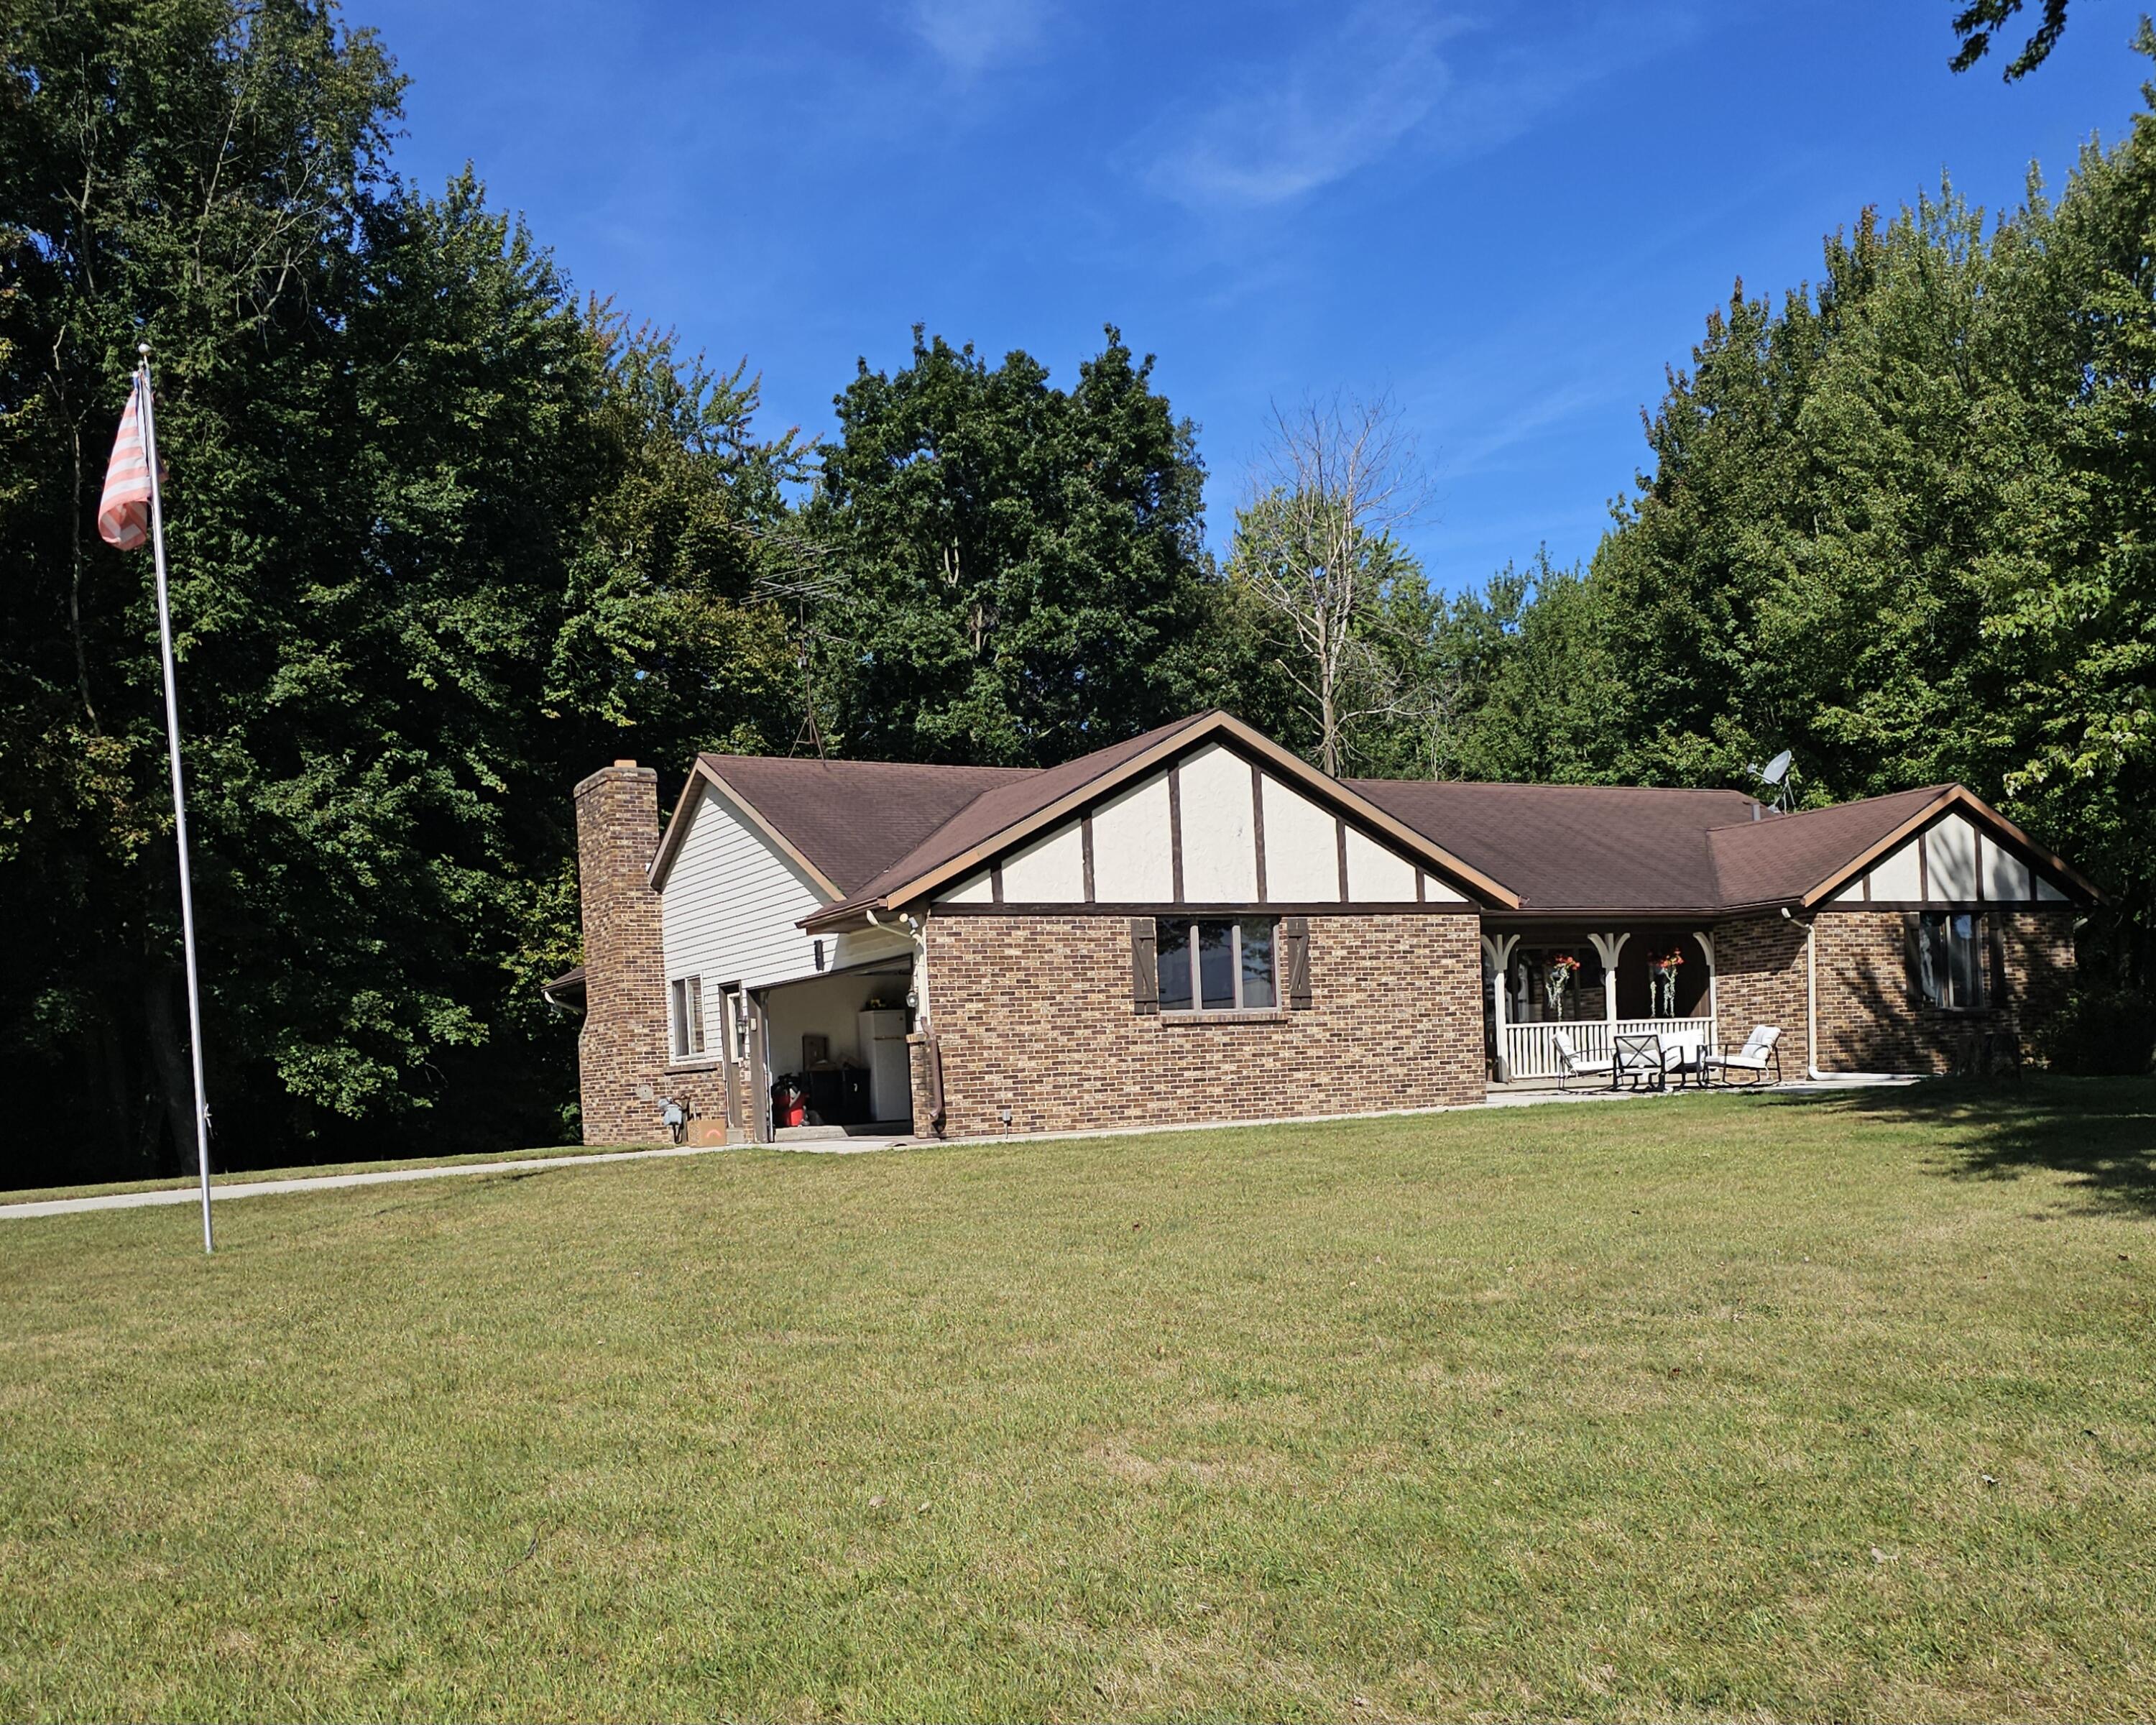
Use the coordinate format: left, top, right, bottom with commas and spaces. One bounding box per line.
1761, 749, 1793, 786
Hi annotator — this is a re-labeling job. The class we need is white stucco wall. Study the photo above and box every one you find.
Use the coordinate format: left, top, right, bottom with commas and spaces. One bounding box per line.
1838, 814, 2065, 904
1869, 839, 1923, 900
1925, 813, 1979, 900
1978, 832, 2031, 901
936, 870, 994, 905
1421, 871, 1466, 904
1345, 825, 1416, 901
1091, 773, 1174, 901
1259, 772, 1340, 901
1178, 743, 1259, 903
1001, 820, 1087, 901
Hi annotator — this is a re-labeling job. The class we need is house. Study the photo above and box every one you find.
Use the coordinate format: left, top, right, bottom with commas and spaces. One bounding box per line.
549, 710, 2093, 1145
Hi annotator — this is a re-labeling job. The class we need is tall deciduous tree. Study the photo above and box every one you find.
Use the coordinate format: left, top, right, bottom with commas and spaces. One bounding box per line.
806, 326, 1227, 766
0, 0, 801, 1184
1227, 395, 1426, 776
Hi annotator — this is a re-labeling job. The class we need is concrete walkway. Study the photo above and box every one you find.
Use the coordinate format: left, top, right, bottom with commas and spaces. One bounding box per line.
0, 1142, 741, 1220
1, 1072, 1919, 1223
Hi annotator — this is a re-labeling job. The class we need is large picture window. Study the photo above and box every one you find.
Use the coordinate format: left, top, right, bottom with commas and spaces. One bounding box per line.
1156, 917, 1277, 1013
1915, 912, 1989, 1011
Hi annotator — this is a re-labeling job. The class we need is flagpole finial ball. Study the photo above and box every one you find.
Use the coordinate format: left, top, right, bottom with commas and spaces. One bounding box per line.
138, 341, 150, 356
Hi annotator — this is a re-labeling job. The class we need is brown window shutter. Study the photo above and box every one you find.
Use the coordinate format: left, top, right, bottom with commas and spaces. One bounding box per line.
1282, 916, 1312, 1010
1985, 914, 2007, 1009
1902, 912, 1926, 1006
1130, 917, 1158, 1014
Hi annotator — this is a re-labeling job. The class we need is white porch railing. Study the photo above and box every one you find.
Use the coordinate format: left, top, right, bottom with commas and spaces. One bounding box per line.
1501, 1016, 1718, 1082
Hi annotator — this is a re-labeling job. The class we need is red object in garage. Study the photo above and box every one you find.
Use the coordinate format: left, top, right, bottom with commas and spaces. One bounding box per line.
772, 1080, 806, 1128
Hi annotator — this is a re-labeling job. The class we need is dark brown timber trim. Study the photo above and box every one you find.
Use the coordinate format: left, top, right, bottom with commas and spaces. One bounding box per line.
1168, 761, 1185, 903
1249, 761, 1268, 903
1081, 811, 1097, 903
1335, 816, 1350, 902
934, 898, 1478, 916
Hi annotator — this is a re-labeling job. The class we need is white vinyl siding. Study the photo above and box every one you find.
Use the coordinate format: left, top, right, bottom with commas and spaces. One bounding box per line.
660, 781, 908, 991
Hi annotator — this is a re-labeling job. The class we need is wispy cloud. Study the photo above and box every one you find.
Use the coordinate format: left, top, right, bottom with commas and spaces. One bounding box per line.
1142, 4, 1466, 207
907, 0, 1052, 77
1138, 4, 1678, 211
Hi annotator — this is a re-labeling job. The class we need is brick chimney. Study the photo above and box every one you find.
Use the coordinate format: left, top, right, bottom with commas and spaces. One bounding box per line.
573, 760, 668, 1144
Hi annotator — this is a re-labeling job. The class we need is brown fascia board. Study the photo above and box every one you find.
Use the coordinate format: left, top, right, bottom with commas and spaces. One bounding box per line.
1797, 783, 2101, 908
648, 758, 845, 901
801, 711, 1521, 931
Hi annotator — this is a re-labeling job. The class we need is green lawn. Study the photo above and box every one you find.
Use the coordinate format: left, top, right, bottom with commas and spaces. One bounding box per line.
3, 1082, 2152, 1721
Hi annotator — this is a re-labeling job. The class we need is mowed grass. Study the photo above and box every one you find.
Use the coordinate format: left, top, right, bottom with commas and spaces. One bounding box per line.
3, 1082, 2153, 1721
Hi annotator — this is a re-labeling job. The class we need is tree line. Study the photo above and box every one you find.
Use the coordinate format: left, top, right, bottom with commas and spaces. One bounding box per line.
4, 1, 2150, 1187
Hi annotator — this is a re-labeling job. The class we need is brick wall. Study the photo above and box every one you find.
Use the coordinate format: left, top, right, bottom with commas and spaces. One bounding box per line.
1711, 914, 1810, 1062
917, 912, 1485, 1140
1814, 907, 2076, 1072
573, 762, 673, 1144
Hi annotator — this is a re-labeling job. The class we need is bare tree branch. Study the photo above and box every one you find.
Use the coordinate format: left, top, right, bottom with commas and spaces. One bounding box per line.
1229, 392, 1428, 775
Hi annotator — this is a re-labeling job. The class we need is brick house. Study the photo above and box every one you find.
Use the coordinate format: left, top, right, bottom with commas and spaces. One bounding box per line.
545, 711, 2093, 1145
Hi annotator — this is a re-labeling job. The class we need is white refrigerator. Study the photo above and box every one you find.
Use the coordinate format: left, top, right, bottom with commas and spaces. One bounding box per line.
858, 1008, 910, 1123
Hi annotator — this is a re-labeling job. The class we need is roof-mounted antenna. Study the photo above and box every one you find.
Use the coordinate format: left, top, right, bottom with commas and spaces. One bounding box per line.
1744, 749, 1795, 814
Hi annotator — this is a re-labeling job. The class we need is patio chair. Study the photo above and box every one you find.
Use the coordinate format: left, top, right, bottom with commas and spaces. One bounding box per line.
1613, 1032, 1669, 1092
1550, 1029, 1614, 1092
1705, 1025, 1784, 1087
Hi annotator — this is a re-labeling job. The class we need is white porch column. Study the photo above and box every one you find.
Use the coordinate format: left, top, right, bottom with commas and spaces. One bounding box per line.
1588, 931, 1629, 1034
1483, 933, 1518, 1076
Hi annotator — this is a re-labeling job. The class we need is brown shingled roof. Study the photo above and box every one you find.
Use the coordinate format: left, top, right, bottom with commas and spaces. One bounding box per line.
639, 714, 2086, 926
814, 713, 1217, 919
1705, 784, 1950, 909
688, 753, 1033, 896
1349, 780, 1759, 915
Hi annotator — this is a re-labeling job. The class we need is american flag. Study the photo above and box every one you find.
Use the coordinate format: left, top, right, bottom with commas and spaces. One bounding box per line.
98, 376, 152, 551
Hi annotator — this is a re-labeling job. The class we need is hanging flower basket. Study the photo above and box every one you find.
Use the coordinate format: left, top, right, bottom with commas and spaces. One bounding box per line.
1544, 953, 1581, 1013
1651, 945, 1685, 1016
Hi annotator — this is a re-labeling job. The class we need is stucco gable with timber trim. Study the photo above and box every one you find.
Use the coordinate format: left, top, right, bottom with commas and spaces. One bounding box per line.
803, 712, 1518, 932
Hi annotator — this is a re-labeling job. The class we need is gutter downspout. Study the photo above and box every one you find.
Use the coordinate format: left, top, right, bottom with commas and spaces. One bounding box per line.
868, 906, 943, 1132
1802, 910, 1825, 1081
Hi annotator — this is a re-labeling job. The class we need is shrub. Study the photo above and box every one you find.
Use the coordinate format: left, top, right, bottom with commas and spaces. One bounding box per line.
2034, 985, 2156, 1075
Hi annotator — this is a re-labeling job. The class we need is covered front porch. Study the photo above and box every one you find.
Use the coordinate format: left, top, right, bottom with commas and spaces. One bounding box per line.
1483, 924, 1718, 1084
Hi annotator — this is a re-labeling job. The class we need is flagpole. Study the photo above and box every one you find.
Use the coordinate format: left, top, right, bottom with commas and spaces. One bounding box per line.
137, 344, 216, 1255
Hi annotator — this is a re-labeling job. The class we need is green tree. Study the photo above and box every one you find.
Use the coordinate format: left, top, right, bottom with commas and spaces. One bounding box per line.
1951, 0, 2072, 78
0, 0, 800, 1184
806, 326, 1225, 766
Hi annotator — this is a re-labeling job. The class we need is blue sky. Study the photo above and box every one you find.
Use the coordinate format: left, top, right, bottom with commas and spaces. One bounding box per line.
353, 0, 2147, 589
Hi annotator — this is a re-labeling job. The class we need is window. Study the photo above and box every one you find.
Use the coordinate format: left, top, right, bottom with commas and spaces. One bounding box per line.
670, 975, 706, 1059
1156, 917, 1278, 1013
1915, 912, 1989, 1011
